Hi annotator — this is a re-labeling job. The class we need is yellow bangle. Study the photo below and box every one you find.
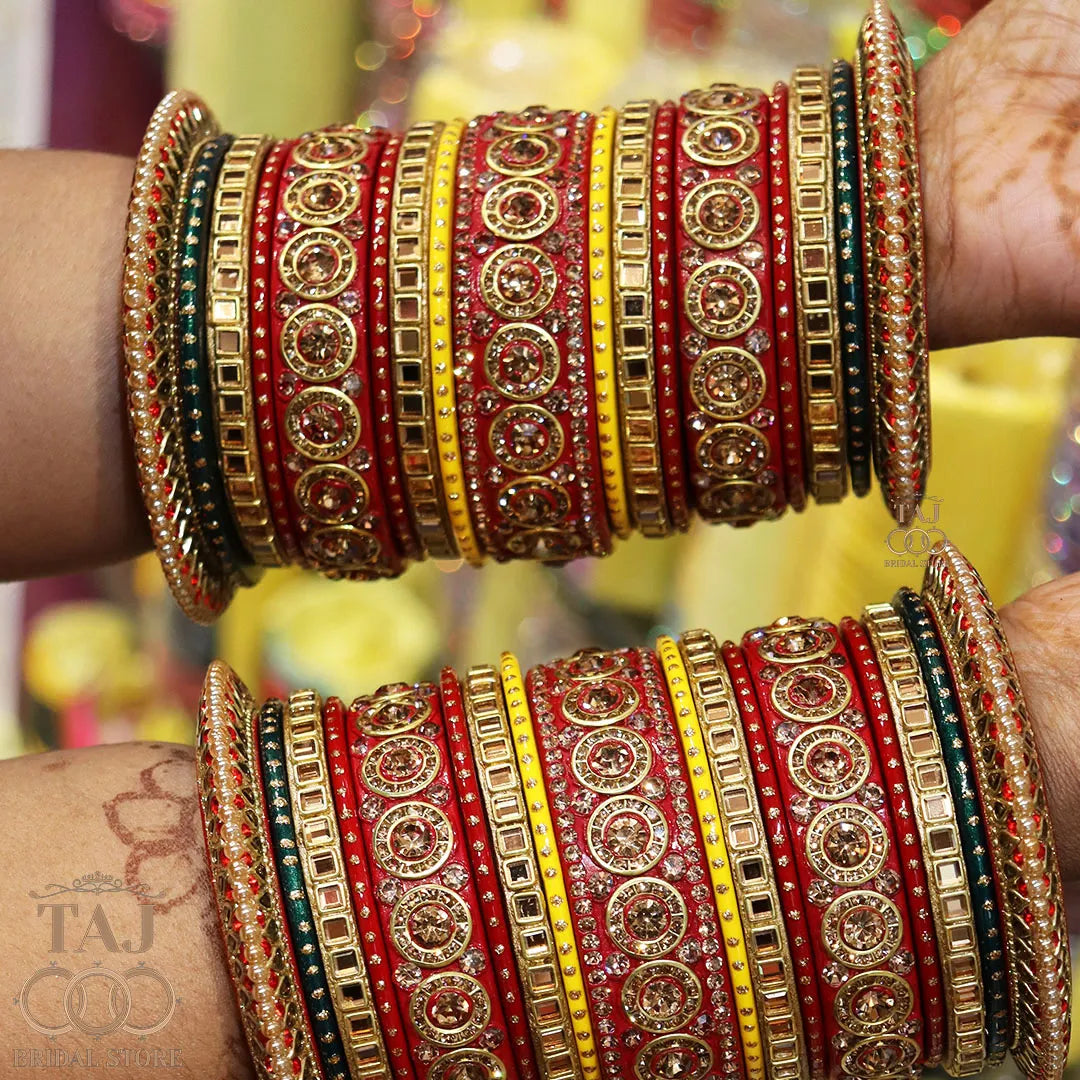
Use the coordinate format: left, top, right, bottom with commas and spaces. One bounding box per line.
430, 119, 482, 566
499, 653, 599, 1080
588, 107, 630, 540
656, 636, 764, 1080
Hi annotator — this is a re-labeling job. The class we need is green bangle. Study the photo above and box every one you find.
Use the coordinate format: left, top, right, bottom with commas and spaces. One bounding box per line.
256, 701, 350, 1080
176, 134, 260, 585
831, 60, 873, 498
894, 588, 1009, 1065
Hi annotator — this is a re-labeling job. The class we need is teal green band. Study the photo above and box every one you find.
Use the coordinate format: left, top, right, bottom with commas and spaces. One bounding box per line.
831, 60, 873, 498
894, 588, 1009, 1064
176, 135, 260, 584
256, 701, 349, 1079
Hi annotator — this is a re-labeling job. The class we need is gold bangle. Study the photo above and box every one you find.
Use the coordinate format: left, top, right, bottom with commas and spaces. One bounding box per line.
462, 666, 583, 1080
861, 604, 985, 1076
430, 120, 482, 566
197, 662, 318, 1080
282, 690, 391, 1080
789, 67, 846, 503
678, 630, 807, 1080
499, 653, 599, 1080
612, 100, 669, 537
588, 107, 631, 540
656, 637, 764, 1080
391, 120, 459, 560
208, 135, 286, 566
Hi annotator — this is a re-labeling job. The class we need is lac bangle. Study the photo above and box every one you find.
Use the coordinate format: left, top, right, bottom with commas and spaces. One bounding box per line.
611, 100, 670, 537
854, 3, 931, 526
208, 135, 287, 567
924, 545, 1071, 1080
874, 595, 994, 1074
198, 667, 319, 1080
176, 133, 258, 584
369, 137, 423, 564
588, 106, 631, 539
499, 653, 600, 1080
741, 620, 924, 1079
676, 84, 786, 525
259, 700, 351, 1080
841, 617, 947, 1067
323, 697, 417, 1080
789, 68, 846, 504
650, 103, 691, 532
123, 90, 229, 623
678, 630, 807, 1080
461, 665, 583, 1080
282, 691, 393, 1080
272, 127, 402, 579
720, 642, 827, 1080
250, 139, 305, 567
656, 638, 763, 1080
765, 83, 807, 514
347, 684, 521, 1080
526, 648, 744, 1080
439, 670, 535, 1078
391, 120, 459, 561
828, 62, 872, 498
429, 122, 483, 566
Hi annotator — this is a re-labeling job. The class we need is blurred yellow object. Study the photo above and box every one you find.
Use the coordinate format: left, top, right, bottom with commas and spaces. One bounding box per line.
134, 702, 194, 745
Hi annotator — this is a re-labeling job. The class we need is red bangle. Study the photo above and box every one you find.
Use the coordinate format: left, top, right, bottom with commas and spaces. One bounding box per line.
675, 86, 786, 524
765, 84, 807, 513
525, 647, 745, 1080
451, 109, 612, 564
270, 126, 403, 579
651, 102, 690, 533
438, 669, 537, 1080
719, 642, 827, 1080
740, 619, 924, 1079
347, 684, 522, 1080
250, 139, 305, 564
839, 618, 945, 1067
322, 696, 417, 1080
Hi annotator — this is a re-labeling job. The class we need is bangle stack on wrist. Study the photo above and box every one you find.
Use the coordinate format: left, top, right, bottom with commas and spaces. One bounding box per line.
129, 3, 933, 624
200, 539, 1071, 1080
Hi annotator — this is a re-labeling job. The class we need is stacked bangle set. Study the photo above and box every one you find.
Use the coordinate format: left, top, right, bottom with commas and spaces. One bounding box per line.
199, 541, 1071, 1080
126, 2, 931, 624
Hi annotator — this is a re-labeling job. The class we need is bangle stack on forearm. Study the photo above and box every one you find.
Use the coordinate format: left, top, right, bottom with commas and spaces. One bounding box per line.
125, 0, 931, 624
198, 540, 1071, 1080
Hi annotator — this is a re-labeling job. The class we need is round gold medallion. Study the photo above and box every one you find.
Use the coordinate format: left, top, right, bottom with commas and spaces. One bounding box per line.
788, 725, 870, 801
755, 620, 836, 664
696, 480, 776, 521
841, 1036, 920, 1078
295, 464, 368, 525
633, 1035, 713, 1080
484, 323, 560, 400
587, 796, 668, 876
497, 477, 571, 528
492, 107, 566, 133
283, 170, 361, 226
681, 115, 759, 167
307, 526, 380, 571
695, 424, 769, 479
280, 304, 356, 382
834, 971, 914, 1037
489, 404, 564, 473
681, 179, 759, 250
480, 246, 558, 320
683, 85, 765, 117
361, 735, 441, 797
353, 686, 433, 737
621, 961, 702, 1034
571, 727, 652, 794
805, 803, 889, 887
485, 132, 563, 176
391, 885, 472, 967
770, 664, 852, 723
689, 348, 765, 420
373, 803, 454, 879
684, 260, 761, 340
562, 678, 640, 727
285, 387, 361, 461
503, 528, 583, 562
821, 891, 903, 969
293, 130, 370, 170
606, 877, 688, 958
481, 177, 560, 241
409, 972, 491, 1047
559, 649, 630, 682
429, 1050, 506, 1080
278, 228, 356, 300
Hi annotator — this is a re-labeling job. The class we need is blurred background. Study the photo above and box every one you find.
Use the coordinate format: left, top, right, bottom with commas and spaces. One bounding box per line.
0, 0, 1077, 1071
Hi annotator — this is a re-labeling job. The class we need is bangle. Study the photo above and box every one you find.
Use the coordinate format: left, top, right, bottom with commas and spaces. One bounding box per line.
765, 83, 807, 514
176, 133, 260, 583
828, 62, 872, 499
612, 100, 670, 536
720, 642, 827, 1080
500, 653, 599, 1080
789, 68, 846, 504
923, 544, 1071, 1079
854, 2, 930, 526
656, 638, 763, 1080
124, 91, 230, 623
841, 616, 948, 1067
886, 592, 998, 1073
198, 666, 318, 1080
676, 85, 785, 524
588, 106, 631, 539
678, 630, 807, 1080
650, 103, 691, 532
461, 664, 584, 1080
323, 697, 417, 1080
209, 135, 286, 567
439, 669, 534, 1077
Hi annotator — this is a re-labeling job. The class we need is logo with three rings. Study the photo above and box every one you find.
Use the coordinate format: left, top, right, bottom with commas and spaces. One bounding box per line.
884, 497, 947, 559
19, 964, 175, 1037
